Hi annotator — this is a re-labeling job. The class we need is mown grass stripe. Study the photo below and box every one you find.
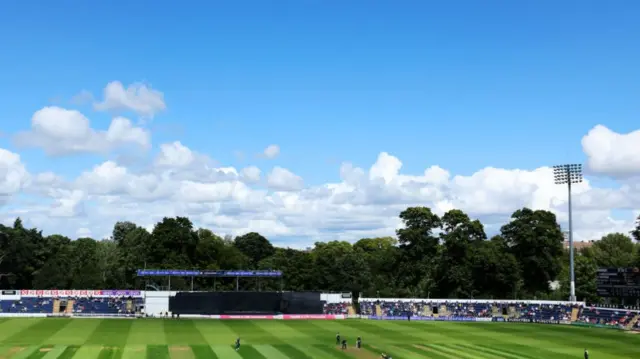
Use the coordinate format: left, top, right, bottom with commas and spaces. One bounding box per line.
210, 346, 242, 358
121, 346, 145, 359
189, 345, 218, 359
234, 345, 266, 359
168, 346, 195, 359
41, 346, 68, 359
402, 345, 453, 359
423, 344, 471, 358
96, 346, 116, 359
431, 344, 495, 359
311, 344, 353, 358
97, 346, 125, 359
455, 344, 521, 359
146, 345, 170, 359
272, 344, 313, 359
10, 346, 40, 359
252, 345, 289, 359
474, 344, 540, 359
25, 345, 53, 359
4, 320, 71, 345
69, 345, 101, 359
364, 344, 410, 359
54, 346, 78, 359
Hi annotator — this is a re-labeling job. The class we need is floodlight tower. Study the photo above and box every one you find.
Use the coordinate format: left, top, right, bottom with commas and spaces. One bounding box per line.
553, 164, 583, 302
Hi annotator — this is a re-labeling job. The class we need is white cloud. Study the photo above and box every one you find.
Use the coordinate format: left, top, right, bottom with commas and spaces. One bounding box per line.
582, 125, 640, 177
0, 149, 30, 204
94, 81, 166, 118
2, 123, 640, 246
267, 167, 304, 191
241, 166, 261, 183
262, 144, 280, 159
155, 141, 195, 167
13, 107, 150, 156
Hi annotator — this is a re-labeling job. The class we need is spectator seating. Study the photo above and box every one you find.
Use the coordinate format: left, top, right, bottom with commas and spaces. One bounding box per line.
73, 297, 129, 314
0, 296, 143, 315
512, 303, 573, 321
333, 300, 631, 325
0, 297, 54, 313
323, 302, 349, 315
577, 307, 635, 327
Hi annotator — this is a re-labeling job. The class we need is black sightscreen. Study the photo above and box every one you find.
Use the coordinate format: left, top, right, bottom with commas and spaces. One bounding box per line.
169, 291, 324, 315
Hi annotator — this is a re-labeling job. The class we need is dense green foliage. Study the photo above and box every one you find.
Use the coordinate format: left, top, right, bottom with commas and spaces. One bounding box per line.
1, 209, 639, 301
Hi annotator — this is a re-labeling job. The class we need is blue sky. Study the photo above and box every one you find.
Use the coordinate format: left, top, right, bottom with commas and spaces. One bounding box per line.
0, 1, 638, 244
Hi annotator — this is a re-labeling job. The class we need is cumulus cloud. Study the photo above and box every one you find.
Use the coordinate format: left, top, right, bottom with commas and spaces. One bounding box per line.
13, 107, 150, 156
262, 144, 280, 159
267, 167, 304, 191
0, 149, 30, 204
582, 125, 640, 177
2, 122, 640, 246
241, 166, 261, 183
94, 81, 166, 118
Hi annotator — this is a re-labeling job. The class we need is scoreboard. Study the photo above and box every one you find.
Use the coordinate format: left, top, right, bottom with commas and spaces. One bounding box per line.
597, 267, 640, 298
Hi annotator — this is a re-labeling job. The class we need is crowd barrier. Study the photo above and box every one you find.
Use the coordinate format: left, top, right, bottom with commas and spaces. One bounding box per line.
0, 313, 47, 318
570, 321, 624, 330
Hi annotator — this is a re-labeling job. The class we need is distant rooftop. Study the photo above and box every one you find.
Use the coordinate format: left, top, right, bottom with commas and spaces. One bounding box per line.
563, 240, 594, 250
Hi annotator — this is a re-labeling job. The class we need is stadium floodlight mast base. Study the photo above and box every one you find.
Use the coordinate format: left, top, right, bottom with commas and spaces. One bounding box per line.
553, 164, 583, 303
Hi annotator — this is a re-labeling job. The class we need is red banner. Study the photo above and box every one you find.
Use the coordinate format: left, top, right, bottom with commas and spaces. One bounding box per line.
219, 315, 275, 319
282, 314, 336, 320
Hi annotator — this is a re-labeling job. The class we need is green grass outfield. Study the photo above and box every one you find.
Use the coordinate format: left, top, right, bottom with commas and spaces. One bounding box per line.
0, 318, 638, 359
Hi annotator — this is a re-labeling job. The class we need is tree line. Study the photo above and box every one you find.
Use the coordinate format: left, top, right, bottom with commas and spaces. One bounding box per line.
1, 208, 639, 304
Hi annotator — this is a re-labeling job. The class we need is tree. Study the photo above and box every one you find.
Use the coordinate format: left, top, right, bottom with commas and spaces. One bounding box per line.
500, 208, 564, 296
0, 204, 630, 303
632, 215, 640, 242
437, 209, 486, 298
591, 233, 636, 268
150, 217, 199, 268
68, 237, 102, 288
112, 221, 138, 246
234, 232, 276, 268
353, 237, 399, 297
573, 255, 599, 304
396, 207, 441, 297
471, 236, 521, 299
311, 241, 368, 292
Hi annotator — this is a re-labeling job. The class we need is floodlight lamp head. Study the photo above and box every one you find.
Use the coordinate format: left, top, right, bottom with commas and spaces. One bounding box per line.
553, 163, 583, 185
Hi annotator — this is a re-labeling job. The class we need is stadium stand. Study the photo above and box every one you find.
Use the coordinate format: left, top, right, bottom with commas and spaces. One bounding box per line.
2, 291, 637, 330
73, 297, 142, 315
323, 302, 348, 314
349, 300, 637, 327
576, 306, 635, 327
0, 297, 54, 313
0, 295, 143, 316
510, 302, 573, 321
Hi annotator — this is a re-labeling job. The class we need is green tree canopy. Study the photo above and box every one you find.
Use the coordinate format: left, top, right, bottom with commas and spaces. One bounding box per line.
0, 207, 634, 302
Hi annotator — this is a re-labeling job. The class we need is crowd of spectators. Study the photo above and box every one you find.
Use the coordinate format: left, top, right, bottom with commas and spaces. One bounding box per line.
446, 302, 492, 317
577, 307, 635, 327
326, 300, 640, 327
512, 303, 573, 321
323, 302, 349, 314
73, 297, 135, 315
0, 296, 141, 315
0, 298, 53, 313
